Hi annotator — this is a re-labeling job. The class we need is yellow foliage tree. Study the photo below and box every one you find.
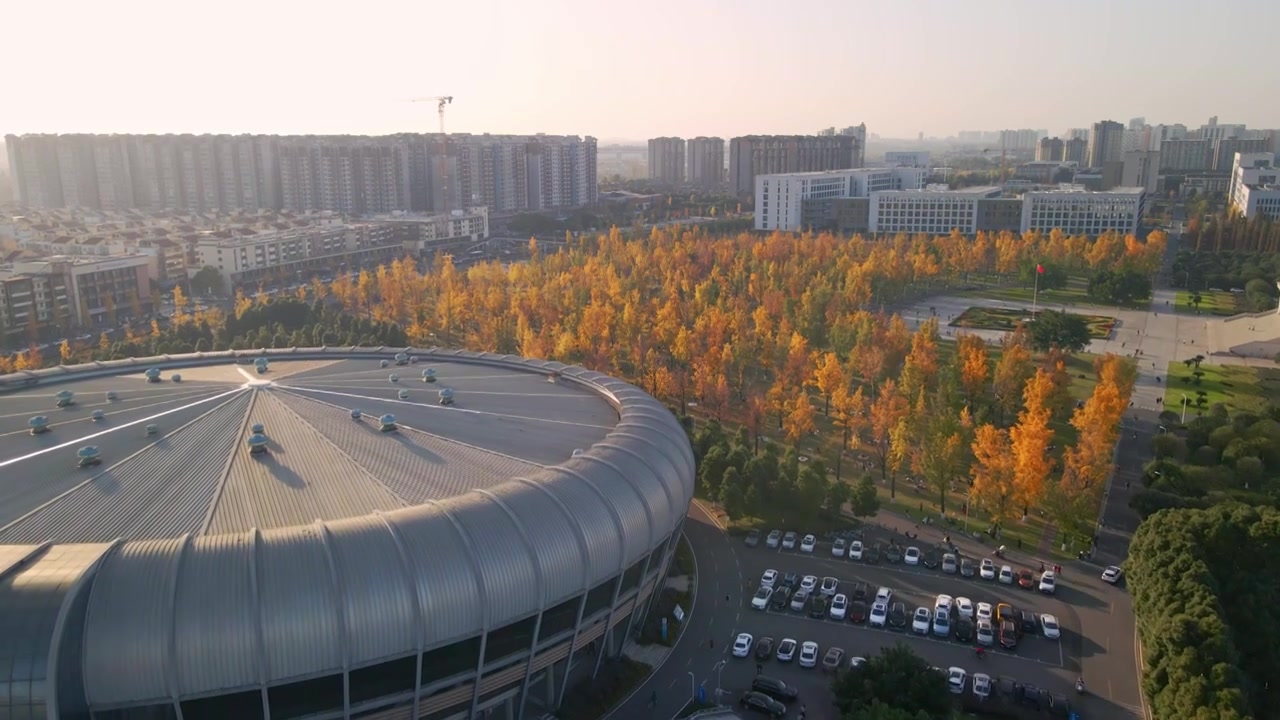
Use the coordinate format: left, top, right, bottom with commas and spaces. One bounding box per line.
1009, 369, 1055, 515
970, 424, 1019, 525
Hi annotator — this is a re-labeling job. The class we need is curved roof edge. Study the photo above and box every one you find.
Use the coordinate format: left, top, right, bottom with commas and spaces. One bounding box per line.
0, 349, 694, 708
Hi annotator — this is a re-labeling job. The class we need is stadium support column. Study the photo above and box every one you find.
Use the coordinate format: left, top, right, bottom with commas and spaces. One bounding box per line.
620, 539, 660, 645
591, 574, 626, 679
554, 593, 590, 707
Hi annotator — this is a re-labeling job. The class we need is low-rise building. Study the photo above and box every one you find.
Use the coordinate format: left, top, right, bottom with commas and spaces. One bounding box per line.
1229, 153, 1280, 219
1021, 187, 1145, 236
373, 208, 491, 255
0, 254, 151, 344
196, 223, 398, 288
755, 168, 925, 231
870, 186, 1002, 236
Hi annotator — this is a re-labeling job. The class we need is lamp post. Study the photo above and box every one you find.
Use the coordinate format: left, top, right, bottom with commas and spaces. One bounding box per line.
713, 660, 727, 703
687, 671, 695, 703
1181, 394, 1189, 423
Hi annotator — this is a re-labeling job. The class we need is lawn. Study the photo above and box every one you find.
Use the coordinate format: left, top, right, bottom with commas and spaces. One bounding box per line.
1174, 289, 1244, 317
950, 306, 1116, 339
960, 275, 1149, 310
1163, 362, 1280, 418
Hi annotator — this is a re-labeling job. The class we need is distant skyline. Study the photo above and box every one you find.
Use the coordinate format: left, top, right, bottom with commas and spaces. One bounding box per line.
5, 0, 1279, 141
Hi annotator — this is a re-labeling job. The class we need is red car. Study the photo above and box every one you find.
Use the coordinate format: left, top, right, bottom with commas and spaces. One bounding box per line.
999, 620, 1019, 650
1017, 569, 1035, 589
848, 600, 868, 624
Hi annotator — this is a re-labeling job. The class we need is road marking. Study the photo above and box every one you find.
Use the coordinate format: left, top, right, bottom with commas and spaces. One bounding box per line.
691, 499, 725, 530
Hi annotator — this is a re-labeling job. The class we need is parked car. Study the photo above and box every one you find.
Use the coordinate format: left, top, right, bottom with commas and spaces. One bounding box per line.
790, 590, 810, 613
751, 586, 773, 610
1019, 610, 1038, 636
761, 569, 778, 588
1040, 613, 1061, 639
955, 616, 975, 643
798, 641, 819, 668
941, 553, 958, 574
998, 565, 1015, 584
1017, 569, 1035, 589
888, 601, 907, 629
934, 594, 954, 615
755, 636, 775, 660
781, 572, 799, 589
799, 534, 817, 553
769, 586, 791, 610
999, 620, 1018, 649
948, 667, 968, 695
851, 582, 869, 602
980, 558, 997, 580
875, 586, 893, 605
733, 633, 754, 657
800, 575, 818, 593
922, 546, 941, 569
848, 540, 864, 560
808, 595, 828, 619
996, 603, 1014, 625
932, 610, 951, 638
972, 672, 993, 700
745, 529, 761, 547
869, 602, 889, 628
739, 691, 786, 718
866, 543, 882, 563
820, 576, 839, 596
904, 546, 921, 565
1038, 570, 1057, 594
885, 544, 903, 563
781, 531, 797, 550
848, 599, 869, 624
751, 675, 799, 701
912, 607, 933, 634
776, 638, 797, 662
976, 601, 993, 622
831, 538, 846, 557
955, 596, 974, 619
829, 593, 848, 621
766, 530, 782, 549
960, 557, 976, 577
976, 619, 995, 646
1101, 565, 1124, 584
822, 647, 845, 672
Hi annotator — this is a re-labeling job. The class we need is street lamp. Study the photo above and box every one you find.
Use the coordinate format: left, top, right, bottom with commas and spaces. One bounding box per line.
713, 660, 727, 702
687, 671, 695, 703
1181, 394, 1189, 423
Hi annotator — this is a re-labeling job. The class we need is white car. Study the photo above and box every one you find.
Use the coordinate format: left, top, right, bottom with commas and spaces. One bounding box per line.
782, 531, 797, 550
798, 641, 819, 668
732, 632, 754, 657
800, 575, 818, 593
1040, 613, 1061, 639
766, 530, 782, 549
751, 586, 773, 610
912, 607, 933, 634
976, 602, 993, 622
998, 565, 1014, 584
1102, 565, 1124, 584
955, 596, 974, 619
875, 586, 893, 605
935, 594, 954, 615
947, 667, 968, 695
830, 593, 849, 620
832, 538, 847, 557
980, 558, 997, 580
820, 576, 839, 596
904, 546, 921, 565
869, 602, 888, 628
800, 534, 817, 553
976, 619, 995, 646
776, 637, 797, 662
1039, 571, 1057, 594
932, 610, 951, 638
790, 590, 810, 612
972, 672, 992, 699
761, 569, 778, 589
848, 540, 864, 560
849, 656, 867, 669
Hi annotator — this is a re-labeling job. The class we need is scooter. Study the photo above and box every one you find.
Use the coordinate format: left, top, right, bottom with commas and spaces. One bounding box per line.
993, 546, 1006, 559
1076, 678, 1086, 695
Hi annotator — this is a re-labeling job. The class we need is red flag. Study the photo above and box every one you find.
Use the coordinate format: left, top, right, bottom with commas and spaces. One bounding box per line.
1036, 264, 1045, 274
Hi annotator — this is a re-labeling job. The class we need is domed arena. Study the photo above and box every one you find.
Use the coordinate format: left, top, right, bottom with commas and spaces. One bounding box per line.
0, 348, 695, 720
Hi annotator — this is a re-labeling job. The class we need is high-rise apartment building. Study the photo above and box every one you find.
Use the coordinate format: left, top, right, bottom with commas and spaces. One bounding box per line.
1129, 117, 1146, 131
1229, 153, 1280, 219
1036, 138, 1065, 162
730, 135, 865, 197
1063, 137, 1088, 165
647, 137, 685, 184
1212, 137, 1269, 172
686, 137, 724, 188
1159, 139, 1212, 172
1121, 151, 1161, 195
5, 133, 597, 215
1088, 121, 1124, 167
999, 129, 1045, 152
1198, 117, 1247, 143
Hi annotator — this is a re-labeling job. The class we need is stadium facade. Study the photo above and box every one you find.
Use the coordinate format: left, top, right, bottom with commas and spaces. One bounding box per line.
0, 348, 695, 720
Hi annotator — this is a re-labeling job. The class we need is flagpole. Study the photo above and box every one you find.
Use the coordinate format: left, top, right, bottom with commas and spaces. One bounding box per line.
1032, 264, 1040, 316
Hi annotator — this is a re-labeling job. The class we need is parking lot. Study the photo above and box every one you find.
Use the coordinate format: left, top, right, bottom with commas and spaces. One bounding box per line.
720, 529, 1094, 715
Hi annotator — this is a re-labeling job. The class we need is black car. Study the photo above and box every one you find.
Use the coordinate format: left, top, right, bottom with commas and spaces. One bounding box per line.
755, 636, 775, 660
751, 675, 800, 701
1019, 610, 1038, 636
954, 617, 975, 643
848, 600, 869, 624
888, 601, 908, 629
1047, 693, 1072, 718
866, 543, 881, 563
995, 675, 1022, 699
808, 595, 829, 619
851, 582, 869, 602
769, 586, 791, 610
745, 529, 761, 547
921, 547, 941, 569
885, 544, 903, 563
740, 691, 786, 718
1018, 684, 1048, 710
960, 557, 976, 577
781, 572, 800, 589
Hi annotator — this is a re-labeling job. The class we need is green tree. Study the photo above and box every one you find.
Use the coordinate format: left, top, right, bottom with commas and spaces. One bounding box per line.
848, 475, 881, 517
719, 466, 746, 520
189, 266, 225, 296
797, 465, 830, 518
1087, 268, 1153, 304
825, 479, 851, 515
1020, 260, 1068, 291
832, 643, 952, 719
698, 445, 729, 498
1028, 310, 1092, 353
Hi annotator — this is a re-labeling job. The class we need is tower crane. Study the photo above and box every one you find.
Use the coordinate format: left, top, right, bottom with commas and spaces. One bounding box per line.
410, 95, 454, 213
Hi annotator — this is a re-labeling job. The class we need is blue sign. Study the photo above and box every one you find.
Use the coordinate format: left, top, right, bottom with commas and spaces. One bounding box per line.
661, 617, 668, 641
1069, 712, 1079, 720
697, 684, 706, 704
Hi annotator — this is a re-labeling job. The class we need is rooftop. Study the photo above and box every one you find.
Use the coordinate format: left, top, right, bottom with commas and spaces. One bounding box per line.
0, 359, 617, 544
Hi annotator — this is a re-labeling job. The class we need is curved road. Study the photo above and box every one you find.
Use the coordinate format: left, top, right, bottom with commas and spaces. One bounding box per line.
612, 501, 742, 718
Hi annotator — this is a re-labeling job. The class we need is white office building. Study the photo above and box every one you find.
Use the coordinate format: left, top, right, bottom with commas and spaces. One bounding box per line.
755, 168, 924, 231
884, 151, 931, 168
870, 186, 1001, 236
1021, 187, 1145, 236
1229, 153, 1280, 219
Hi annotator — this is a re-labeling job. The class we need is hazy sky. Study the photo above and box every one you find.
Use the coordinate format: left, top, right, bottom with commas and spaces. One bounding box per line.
6, 0, 1278, 141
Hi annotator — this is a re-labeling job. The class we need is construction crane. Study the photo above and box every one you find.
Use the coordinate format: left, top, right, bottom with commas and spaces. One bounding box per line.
410, 95, 454, 213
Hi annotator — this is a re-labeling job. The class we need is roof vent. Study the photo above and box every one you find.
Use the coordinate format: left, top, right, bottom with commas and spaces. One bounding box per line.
145, 423, 159, 436
255, 357, 269, 374
251, 423, 265, 434
438, 387, 455, 406
572, 449, 584, 457
77, 445, 101, 468
91, 409, 106, 421
422, 368, 438, 383
380, 359, 390, 368
28, 416, 50, 435
55, 390, 75, 408
378, 414, 397, 432
350, 408, 363, 420
171, 374, 182, 383
145, 367, 162, 382
409, 355, 419, 364
398, 389, 410, 400
247, 432, 269, 454
105, 391, 118, 401
388, 374, 400, 384
394, 352, 409, 366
